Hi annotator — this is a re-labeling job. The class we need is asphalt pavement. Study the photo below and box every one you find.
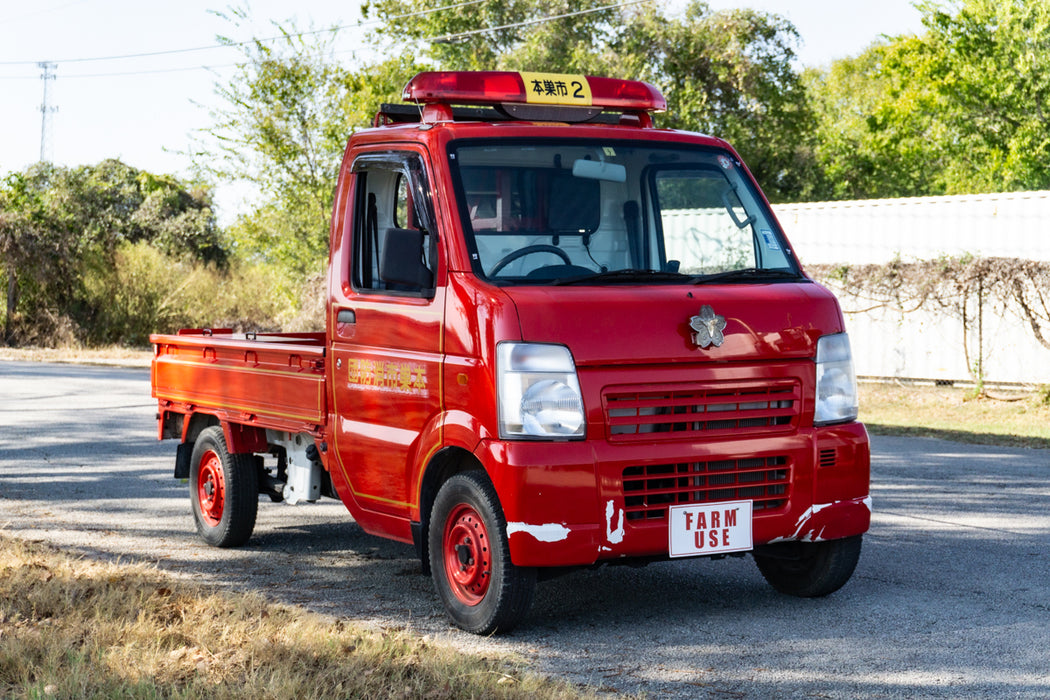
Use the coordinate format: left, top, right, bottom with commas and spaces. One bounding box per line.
1, 359, 1048, 698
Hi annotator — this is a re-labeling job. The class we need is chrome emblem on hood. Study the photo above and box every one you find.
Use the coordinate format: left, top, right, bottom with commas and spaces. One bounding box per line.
689, 305, 727, 348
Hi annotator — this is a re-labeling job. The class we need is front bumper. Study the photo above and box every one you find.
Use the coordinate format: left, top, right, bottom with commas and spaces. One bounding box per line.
475, 421, 870, 568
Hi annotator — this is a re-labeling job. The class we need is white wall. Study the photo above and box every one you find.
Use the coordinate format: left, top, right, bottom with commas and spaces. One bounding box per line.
770, 192, 1050, 385
773, 190, 1050, 265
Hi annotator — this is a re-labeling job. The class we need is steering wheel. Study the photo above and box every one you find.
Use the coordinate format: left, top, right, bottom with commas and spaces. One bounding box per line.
489, 244, 572, 276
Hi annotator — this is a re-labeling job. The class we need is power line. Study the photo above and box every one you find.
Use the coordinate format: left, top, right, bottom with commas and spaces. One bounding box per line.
0, 0, 487, 67
0, 0, 654, 81
430, 0, 653, 43
0, 63, 235, 81
42, 64, 238, 80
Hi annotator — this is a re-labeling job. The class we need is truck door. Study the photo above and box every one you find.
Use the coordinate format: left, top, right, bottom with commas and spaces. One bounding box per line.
329, 150, 443, 523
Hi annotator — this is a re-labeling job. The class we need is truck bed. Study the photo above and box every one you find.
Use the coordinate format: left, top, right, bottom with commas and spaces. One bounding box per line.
151, 329, 327, 435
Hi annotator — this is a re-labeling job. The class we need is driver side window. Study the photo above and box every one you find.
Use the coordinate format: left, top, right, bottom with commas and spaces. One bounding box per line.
352, 155, 435, 295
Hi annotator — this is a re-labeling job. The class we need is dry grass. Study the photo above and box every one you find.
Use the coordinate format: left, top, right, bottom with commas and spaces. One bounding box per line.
0, 536, 596, 700
0, 346, 153, 366
860, 381, 1050, 449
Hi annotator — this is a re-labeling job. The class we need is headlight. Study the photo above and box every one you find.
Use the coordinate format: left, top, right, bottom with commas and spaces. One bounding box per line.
814, 333, 858, 425
498, 342, 585, 439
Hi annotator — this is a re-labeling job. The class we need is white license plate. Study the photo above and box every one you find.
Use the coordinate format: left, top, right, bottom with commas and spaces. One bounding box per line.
668, 500, 753, 558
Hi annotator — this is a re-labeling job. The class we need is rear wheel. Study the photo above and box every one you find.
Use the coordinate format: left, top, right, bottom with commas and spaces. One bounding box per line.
428, 471, 536, 634
189, 426, 258, 547
753, 535, 862, 597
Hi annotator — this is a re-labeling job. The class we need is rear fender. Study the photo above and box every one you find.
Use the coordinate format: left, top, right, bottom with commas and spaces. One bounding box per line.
162, 411, 239, 479
222, 422, 268, 454
169, 412, 223, 479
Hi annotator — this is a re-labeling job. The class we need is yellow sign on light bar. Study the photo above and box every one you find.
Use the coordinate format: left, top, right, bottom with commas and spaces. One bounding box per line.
519, 72, 593, 106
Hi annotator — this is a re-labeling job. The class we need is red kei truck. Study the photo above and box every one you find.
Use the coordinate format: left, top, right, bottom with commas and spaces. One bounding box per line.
151, 71, 871, 635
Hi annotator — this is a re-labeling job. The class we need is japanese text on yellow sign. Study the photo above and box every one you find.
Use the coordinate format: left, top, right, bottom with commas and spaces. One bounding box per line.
519, 72, 592, 106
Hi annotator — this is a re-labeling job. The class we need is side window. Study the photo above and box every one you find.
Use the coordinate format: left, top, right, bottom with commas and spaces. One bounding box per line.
352, 156, 435, 295
394, 174, 410, 229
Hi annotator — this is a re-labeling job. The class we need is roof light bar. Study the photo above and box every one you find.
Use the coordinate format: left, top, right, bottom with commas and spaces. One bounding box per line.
402, 71, 667, 113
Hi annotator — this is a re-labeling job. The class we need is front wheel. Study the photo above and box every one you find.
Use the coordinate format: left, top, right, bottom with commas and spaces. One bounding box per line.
753, 535, 862, 597
428, 471, 536, 634
189, 426, 259, 548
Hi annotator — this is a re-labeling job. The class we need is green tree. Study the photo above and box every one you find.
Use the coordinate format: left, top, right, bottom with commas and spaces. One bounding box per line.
808, 0, 1050, 199
921, 0, 1050, 192
363, 0, 620, 72
612, 2, 817, 201
363, 0, 816, 201
199, 17, 349, 274
197, 9, 424, 275
0, 166, 72, 345
0, 160, 223, 345
804, 38, 952, 200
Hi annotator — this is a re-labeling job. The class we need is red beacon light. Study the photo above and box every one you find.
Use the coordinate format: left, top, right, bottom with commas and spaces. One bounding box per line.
400, 71, 666, 126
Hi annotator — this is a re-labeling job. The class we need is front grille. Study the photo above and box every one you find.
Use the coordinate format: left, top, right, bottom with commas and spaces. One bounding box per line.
604, 381, 799, 442
623, 456, 790, 521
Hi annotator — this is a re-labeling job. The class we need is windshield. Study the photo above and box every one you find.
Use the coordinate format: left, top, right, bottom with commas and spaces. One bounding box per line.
448, 139, 800, 285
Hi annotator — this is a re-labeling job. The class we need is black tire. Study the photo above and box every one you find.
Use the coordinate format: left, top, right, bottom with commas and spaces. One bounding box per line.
428, 471, 536, 634
753, 535, 862, 597
189, 426, 259, 548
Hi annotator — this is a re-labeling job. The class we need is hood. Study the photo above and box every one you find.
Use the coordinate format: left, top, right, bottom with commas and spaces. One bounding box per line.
501, 281, 844, 366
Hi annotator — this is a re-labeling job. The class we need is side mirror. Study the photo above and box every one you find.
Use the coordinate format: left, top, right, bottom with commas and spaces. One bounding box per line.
380, 227, 434, 291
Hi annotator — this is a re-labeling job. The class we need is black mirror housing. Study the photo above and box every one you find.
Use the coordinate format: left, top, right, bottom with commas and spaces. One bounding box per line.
380, 227, 434, 291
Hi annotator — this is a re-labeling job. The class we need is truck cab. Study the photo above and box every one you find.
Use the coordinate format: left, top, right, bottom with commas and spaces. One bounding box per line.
152, 71, 870, 635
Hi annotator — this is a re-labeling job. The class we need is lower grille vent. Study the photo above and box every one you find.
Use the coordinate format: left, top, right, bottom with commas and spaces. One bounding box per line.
623, 456, 790, 521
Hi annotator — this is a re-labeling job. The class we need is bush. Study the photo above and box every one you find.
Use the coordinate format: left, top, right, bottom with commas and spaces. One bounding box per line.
81, 242, 295, 346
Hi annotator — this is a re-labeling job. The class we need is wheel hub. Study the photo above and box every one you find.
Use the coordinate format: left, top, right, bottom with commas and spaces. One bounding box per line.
443, 505, 491, 605
456, 541, 474, 567
196, 451, 225, 527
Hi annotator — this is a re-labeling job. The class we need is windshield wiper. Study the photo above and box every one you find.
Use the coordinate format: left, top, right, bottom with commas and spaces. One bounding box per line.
552, 269, 692, 286
689, 267, 802, 284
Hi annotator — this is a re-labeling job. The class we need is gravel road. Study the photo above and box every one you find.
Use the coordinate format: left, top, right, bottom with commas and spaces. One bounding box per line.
2, 359, 1049, 698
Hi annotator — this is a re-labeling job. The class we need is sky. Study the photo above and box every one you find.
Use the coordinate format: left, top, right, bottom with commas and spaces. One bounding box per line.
0, 0, 925, 219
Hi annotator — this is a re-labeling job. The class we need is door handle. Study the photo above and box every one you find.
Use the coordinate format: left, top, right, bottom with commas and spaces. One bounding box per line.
337, 309, 356, 324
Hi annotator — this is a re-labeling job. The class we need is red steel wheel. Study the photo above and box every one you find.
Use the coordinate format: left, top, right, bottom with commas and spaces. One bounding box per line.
188, 426, 259, 548
428, 471, 536, 634
442, 503, 492, 606
196, 449, 226, 527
